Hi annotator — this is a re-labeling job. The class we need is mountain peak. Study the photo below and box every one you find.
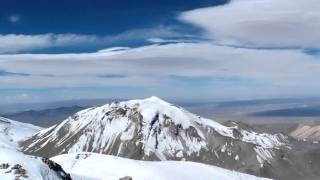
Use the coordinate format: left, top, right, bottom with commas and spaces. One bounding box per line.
21, 98, 288, 177
124, 96, 172, 108
144, 96, 165, 101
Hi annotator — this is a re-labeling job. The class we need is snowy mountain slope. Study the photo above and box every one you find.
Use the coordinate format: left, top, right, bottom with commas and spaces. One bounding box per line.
0, 116, 42, 150
0, 117, 70, 180
51, 152, 271, 180
290, 124, 320, 141
0, 148, 70, 180
21, 97, 292, 178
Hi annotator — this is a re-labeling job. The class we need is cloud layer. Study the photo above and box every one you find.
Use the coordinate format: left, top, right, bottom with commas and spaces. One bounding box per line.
179, 0, 320, 48
1, 42, 319, 102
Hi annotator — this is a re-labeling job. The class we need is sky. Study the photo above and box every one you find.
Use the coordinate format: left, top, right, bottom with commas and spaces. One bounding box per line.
0, 0, 320, 104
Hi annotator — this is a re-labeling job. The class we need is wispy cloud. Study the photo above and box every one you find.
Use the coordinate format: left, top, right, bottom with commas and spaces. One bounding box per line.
8, 15, 20, 23
0, 34, 100, 53
0, 25, 187, 54
96, 74, 128, 79
147, 37, 202, 44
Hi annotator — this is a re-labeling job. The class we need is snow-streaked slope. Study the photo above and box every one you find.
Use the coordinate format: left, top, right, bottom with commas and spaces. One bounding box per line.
0, 116, 41, 150
0, 148, 70, 180
51, 152, 271, 180
290, 124, 320, 141
0, 117, 70, 180
22, 97, 289, 178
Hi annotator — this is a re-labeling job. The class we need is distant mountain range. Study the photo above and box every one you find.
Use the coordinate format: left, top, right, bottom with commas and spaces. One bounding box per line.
3, 97, 320, 128
1, 106, 87, 127
251, 106, 320, 117
0, 98, 122, 114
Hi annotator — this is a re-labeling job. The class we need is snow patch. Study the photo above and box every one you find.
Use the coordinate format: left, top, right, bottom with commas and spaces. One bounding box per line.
52, 153, 271, 180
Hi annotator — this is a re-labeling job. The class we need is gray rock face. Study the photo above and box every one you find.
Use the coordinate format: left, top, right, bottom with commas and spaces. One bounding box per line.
119, 176, 132, 180
41, 158, 72, 180
20, 97, 300, 179
290, 124, 320, 141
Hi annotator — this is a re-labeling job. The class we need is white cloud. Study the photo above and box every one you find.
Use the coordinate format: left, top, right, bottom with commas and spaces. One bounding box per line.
0, 34, 100, 53
0, 26, 183, 53
106, 26, 182, 42
179, 0, 320, 48
147, 38, 200, 44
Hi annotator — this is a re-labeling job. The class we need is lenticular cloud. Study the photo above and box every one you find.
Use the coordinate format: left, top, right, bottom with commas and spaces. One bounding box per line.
179, 0, 320, 48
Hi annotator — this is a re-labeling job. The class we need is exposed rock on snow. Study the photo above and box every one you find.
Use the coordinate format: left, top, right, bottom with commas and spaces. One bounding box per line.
51, 152, 271, 180
0, 148, 71, 180
119, 176, 132, 180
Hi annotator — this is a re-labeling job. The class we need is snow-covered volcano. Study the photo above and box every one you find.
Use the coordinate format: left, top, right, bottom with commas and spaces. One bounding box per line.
21, 97, 291, 178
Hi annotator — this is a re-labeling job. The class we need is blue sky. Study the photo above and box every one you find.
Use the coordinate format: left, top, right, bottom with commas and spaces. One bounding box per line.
0, 0, 320, 104
0, 0, 226, 53
0, 0, 227, 34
